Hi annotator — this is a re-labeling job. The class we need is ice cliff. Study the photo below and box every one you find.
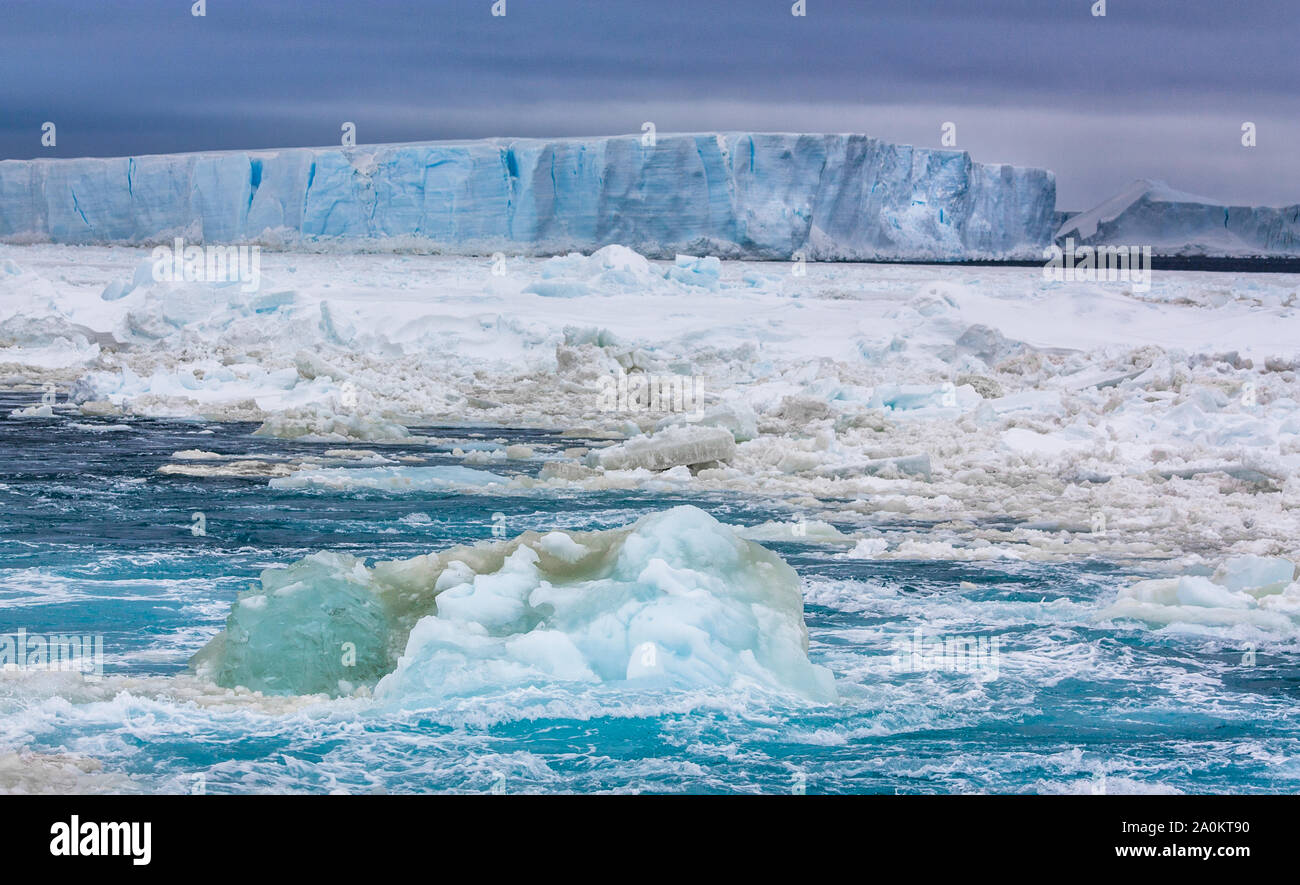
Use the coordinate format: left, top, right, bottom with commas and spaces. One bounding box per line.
0, 133, 1056, 260
1057, 179, 1300, 257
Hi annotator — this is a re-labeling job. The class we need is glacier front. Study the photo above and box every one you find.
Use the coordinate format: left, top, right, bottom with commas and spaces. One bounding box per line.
0, 133, 1056, 261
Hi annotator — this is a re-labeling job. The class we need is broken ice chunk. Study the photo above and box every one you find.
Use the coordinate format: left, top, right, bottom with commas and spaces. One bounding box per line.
1211, 555, 1296, 597
584, 425, 736, 472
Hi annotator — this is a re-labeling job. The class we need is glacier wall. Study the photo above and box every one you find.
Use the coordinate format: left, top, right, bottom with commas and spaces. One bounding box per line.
0, 133, 1056, 260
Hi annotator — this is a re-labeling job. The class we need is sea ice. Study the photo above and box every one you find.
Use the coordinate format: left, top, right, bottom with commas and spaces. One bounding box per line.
269, 465, 507, 492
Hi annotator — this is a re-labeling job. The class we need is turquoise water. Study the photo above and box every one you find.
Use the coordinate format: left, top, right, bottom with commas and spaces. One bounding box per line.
2, 393, 1299, 794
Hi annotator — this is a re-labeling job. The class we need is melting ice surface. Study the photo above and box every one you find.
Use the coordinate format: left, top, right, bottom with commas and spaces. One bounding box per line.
3, 404, 1300, 794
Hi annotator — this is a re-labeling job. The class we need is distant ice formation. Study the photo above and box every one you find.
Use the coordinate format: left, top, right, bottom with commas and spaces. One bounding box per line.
1057, 179, 1300, 258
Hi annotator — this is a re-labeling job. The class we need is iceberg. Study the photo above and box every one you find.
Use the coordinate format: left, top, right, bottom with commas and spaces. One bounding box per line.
0, 133, 1056, 260
190, 506, 836, 701
1057, 179, 1300, 257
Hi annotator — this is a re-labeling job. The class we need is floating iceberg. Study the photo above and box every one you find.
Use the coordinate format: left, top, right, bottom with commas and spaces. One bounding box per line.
190, 506, 835, 701
1058, 179, 1300, 257
0, 133, 1055, 260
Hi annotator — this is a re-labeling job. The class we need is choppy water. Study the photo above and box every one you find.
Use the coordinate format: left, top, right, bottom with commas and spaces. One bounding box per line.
2, 392, 1298, 794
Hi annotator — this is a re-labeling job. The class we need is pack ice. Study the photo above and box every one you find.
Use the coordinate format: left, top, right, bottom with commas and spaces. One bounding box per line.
190, 506, 836, 702
0, 133, 1055, 261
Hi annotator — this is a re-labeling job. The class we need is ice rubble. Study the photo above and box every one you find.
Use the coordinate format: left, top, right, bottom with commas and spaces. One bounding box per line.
190, 506, 836, 701
0, 133, 1055, 260
1058, 180, 1300, 257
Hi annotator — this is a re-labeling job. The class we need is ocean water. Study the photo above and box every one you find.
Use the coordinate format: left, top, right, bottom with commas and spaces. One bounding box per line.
2, 393, 1299, 794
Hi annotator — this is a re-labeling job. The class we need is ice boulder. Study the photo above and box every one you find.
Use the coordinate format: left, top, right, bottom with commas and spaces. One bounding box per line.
191, 506, 835, 701
869, 383, 980, 413
523, 280, 592, 298
100, 259, 158, 302
254, 408, 414, 443
527, 245, 670, 297
191, 551, 398, 695
377, 506, 835, 700
664, 254, 722, 290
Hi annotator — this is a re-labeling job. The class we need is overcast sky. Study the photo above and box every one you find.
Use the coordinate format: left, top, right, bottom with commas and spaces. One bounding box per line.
2, 0, 1295, 209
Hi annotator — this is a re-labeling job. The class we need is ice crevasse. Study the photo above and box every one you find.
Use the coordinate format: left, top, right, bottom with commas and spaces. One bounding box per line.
0, 133, 1056, 260
190, 506, 837, 702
